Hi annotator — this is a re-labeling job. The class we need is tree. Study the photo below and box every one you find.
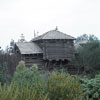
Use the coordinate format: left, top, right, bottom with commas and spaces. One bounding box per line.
73, 39, 100, 72
75, 34, 88, 43
0, 62, 8, 84
75, 34, 98, 43
9, 39, 14, 53
0, 46, 3, 55
12, 61, 43, 86
5, 39, 15, 54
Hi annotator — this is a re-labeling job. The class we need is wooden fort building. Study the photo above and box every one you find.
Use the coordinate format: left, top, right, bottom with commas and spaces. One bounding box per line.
14, 28, 75, 70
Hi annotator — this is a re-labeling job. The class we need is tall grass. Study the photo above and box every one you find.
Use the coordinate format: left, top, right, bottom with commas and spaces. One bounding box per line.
0, 82, 49, 100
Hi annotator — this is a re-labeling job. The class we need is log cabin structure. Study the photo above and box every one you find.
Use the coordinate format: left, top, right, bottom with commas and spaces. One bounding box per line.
14, 28, 75, 70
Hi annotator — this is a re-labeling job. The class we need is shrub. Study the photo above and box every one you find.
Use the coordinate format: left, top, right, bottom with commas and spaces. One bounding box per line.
47, 71, 83, 100
12, 61, 43, 85
0, 61, 47, 100
80, 74, 100, 100
0, 61, 91, 100
0, 82, 49, 100
12, 61, 45, 97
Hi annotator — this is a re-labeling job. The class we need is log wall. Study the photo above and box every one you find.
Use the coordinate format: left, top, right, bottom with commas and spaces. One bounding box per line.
43, 39, 74, 60
21, 54, 44, 70
14, 39, 75, 69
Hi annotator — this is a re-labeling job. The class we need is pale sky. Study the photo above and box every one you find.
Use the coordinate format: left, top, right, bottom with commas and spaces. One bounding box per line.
0, 0, 100, 49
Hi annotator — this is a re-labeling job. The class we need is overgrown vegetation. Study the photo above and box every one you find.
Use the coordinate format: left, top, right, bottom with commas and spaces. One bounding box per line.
0, 62, 8, 85
0, 61, 87, 100
72, 34, 100, 73
47, 71, 83, 100
80, 74, 100, 100
0, 48, 8, 85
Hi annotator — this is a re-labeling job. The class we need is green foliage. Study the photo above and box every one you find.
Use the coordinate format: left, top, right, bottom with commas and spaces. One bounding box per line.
0, 47, 8, 84
73, 39, 100, 72
53, 67, 68, 74
80, 74, 100, 100
0, 82, 49, 100
74, 34, 100, 72
0, 62, 8, 84
0, 61, 92, 100
12, 61, 45, 98
12, 61, 44, 86
75, 34, 98, 43
47, 71, 83, 100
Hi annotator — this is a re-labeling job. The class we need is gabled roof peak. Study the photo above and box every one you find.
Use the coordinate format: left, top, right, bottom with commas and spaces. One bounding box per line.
31, 28, 75, 41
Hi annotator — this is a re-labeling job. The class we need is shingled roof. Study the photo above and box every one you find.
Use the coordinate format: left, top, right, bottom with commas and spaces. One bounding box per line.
15, 42, 43, 54
32, 29, 75, 41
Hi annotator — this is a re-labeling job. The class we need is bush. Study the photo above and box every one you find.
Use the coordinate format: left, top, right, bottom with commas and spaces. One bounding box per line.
12, 61, 45, 97
80, 74, 100, 100
0, 61, 47, 100
12, 61, 43, 85
47, 71, 83, 100
0, 61, 91, 100
0, 83, 49, 100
